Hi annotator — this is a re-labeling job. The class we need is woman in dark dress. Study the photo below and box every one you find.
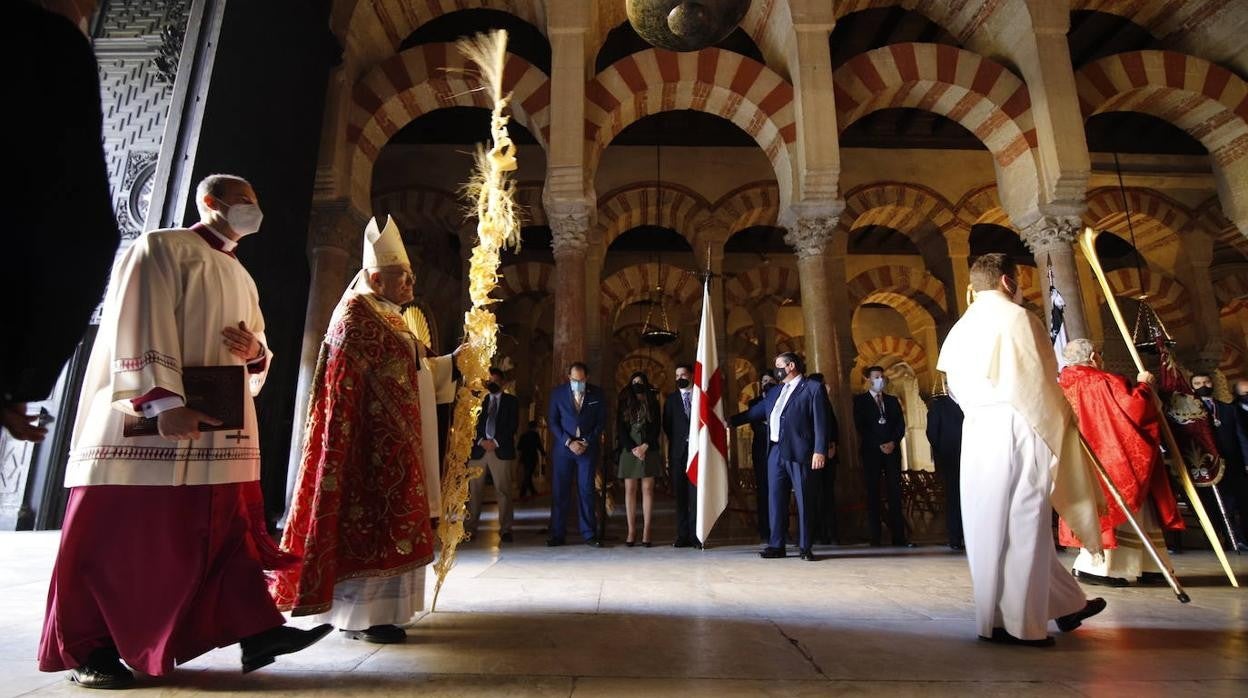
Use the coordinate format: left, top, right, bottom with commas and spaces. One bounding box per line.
617, 371, 662, 546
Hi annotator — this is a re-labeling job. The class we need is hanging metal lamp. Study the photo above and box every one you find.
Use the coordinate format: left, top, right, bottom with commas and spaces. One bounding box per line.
626, 0, 751, 52
641, 282, 679, 346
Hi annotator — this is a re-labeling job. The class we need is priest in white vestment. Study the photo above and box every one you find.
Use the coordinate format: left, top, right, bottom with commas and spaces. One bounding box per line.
274, 216, 458, 644
38, 175, 331, 688
937, 253, 1108, 646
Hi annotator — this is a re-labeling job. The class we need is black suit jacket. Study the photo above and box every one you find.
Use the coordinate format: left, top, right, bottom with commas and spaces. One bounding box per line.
471, 392, 519, 460
1204, 398, 1248, 473
664, 390, 693, 468
853, 391, 906, 453
925, 394, 963, 468
3, 3, 119, 404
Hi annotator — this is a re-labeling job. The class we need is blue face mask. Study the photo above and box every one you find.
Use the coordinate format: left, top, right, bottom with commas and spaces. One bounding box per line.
570, 380, 585, 393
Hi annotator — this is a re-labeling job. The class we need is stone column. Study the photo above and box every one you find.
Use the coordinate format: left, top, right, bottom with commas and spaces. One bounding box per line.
584, 244, 605, 379
946, 227, 972, 315
283, 201, 362, 513
546, 198, 592, 385
784, 207, 843, 378
1023, 215, 1089, 340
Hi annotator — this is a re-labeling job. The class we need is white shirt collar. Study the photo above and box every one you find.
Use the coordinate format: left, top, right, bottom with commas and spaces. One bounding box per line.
201, 222, 238, 252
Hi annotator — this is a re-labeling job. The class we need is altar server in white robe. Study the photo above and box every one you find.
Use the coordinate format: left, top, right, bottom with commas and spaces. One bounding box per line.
937, 253, 1108, 646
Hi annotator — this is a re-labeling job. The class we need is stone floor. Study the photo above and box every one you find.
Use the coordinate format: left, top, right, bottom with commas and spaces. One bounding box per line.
2, 497, 1245, 697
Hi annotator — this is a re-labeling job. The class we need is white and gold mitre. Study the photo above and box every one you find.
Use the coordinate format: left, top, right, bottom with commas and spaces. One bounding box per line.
362, 215, 409, 269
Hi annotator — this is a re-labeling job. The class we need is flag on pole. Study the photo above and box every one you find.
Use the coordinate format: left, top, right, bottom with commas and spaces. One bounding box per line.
1048, 256, 1069, 370
686, 278, 728, 543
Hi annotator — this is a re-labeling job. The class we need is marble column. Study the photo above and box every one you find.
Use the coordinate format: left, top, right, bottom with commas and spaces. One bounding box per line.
546, 198, 592, 385
283, 200, 362, 514
784, 207, 843, 378
1023, 215, 1089, 340
1178, 230, 1223, 356
946, 227, 972, 316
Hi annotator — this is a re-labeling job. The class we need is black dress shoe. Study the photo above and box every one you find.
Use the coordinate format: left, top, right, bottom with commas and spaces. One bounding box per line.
1073, 570, 1129, 587
799, 549, 817, 561
1137, 571, 1168, 586
949, 542, 965, 552
585, 538, 603, 548
69, 647, 135, 689
240, 623, 334, 673
894, 540, 916, 548
673, 539, 692, 548
978, 628, 1055, 647
341, 624, 407, 644
759, 547, 786, 559
1056, 597, 1107, 632
500, 532, 514, 543
545, 537, 565, 547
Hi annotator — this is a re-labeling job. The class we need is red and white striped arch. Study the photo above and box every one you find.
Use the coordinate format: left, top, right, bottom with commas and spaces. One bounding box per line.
838, 182, 959, 249
1101, 266, 1193, 330
853, 336, 931, 382
595, 182, 710, 249
1077, 51, 1248, 169
600, 263, 703, 320
1083, 187, 1193, 253
713, 181, 781, 236
1069, 1, 1234, 46
335, 1, 546, 73
1076, 50, 1248, 231
346, 43, 551, 211
372, 185, 467, 234
586, 48, 798, 208
1220, 341, 1247, 384
724, 266, 801, 308
848, 265, 949, 321
495, 261, 555, 301
954, 183, 1016, 231
836, 44, 1036, 162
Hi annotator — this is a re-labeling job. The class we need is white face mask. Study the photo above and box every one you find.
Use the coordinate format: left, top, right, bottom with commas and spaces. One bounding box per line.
224, 202, 264, 236
871, 377, 885, 392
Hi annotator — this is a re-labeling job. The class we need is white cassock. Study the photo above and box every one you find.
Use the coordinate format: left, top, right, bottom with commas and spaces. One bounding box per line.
938, 290, 1104, 641
68, 227, 271, 487
306, 289, 455, 631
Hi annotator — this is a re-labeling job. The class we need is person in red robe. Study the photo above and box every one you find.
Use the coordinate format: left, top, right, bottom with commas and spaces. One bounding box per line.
273, 216, 457, 644
1057, 338, 1184, 587
38, 175, 331, 689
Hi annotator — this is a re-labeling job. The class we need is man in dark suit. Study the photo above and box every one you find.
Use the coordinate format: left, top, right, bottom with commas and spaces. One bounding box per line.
1191, 372, 1248, 551
736, 352, 828, 560
926, 384, 965, 551
730, 372, 777, 542
467, 367, 520, 543
547, 362, 607, 547
806, 374, 840, 545
664, 363, 699, 547
853, 366, 912, 547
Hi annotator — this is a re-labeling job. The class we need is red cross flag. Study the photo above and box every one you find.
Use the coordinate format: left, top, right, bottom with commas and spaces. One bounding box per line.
686, 279, 728, 543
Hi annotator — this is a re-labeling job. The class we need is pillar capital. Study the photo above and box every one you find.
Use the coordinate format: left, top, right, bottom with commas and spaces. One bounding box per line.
307, 200, 367, 269
544, 196, 592, 256
782, 200, 845, 260
1021, 214, 1081, 253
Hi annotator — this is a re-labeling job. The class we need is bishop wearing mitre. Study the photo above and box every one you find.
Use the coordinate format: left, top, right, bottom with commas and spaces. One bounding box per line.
273, 216, 459, 644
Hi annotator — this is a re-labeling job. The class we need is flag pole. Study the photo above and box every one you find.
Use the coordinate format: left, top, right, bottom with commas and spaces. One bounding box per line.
1078, 434, 1190, 603
1078, 226, 1238, 587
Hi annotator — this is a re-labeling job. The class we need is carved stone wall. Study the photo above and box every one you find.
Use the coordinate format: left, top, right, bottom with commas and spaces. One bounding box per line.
95, 0, 189, 239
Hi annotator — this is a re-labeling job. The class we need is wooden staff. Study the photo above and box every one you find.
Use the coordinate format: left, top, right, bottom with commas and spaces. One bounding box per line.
1078, 226, 1239, 587
1078, 434, 1190, 602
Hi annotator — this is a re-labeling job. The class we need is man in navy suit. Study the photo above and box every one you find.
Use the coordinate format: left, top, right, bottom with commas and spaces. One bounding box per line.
853, 366, 912, 547
547, 362, 607, 547
737, 352, 828, 560
1191, 372, 1248, 551
467, 368, 520, 543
